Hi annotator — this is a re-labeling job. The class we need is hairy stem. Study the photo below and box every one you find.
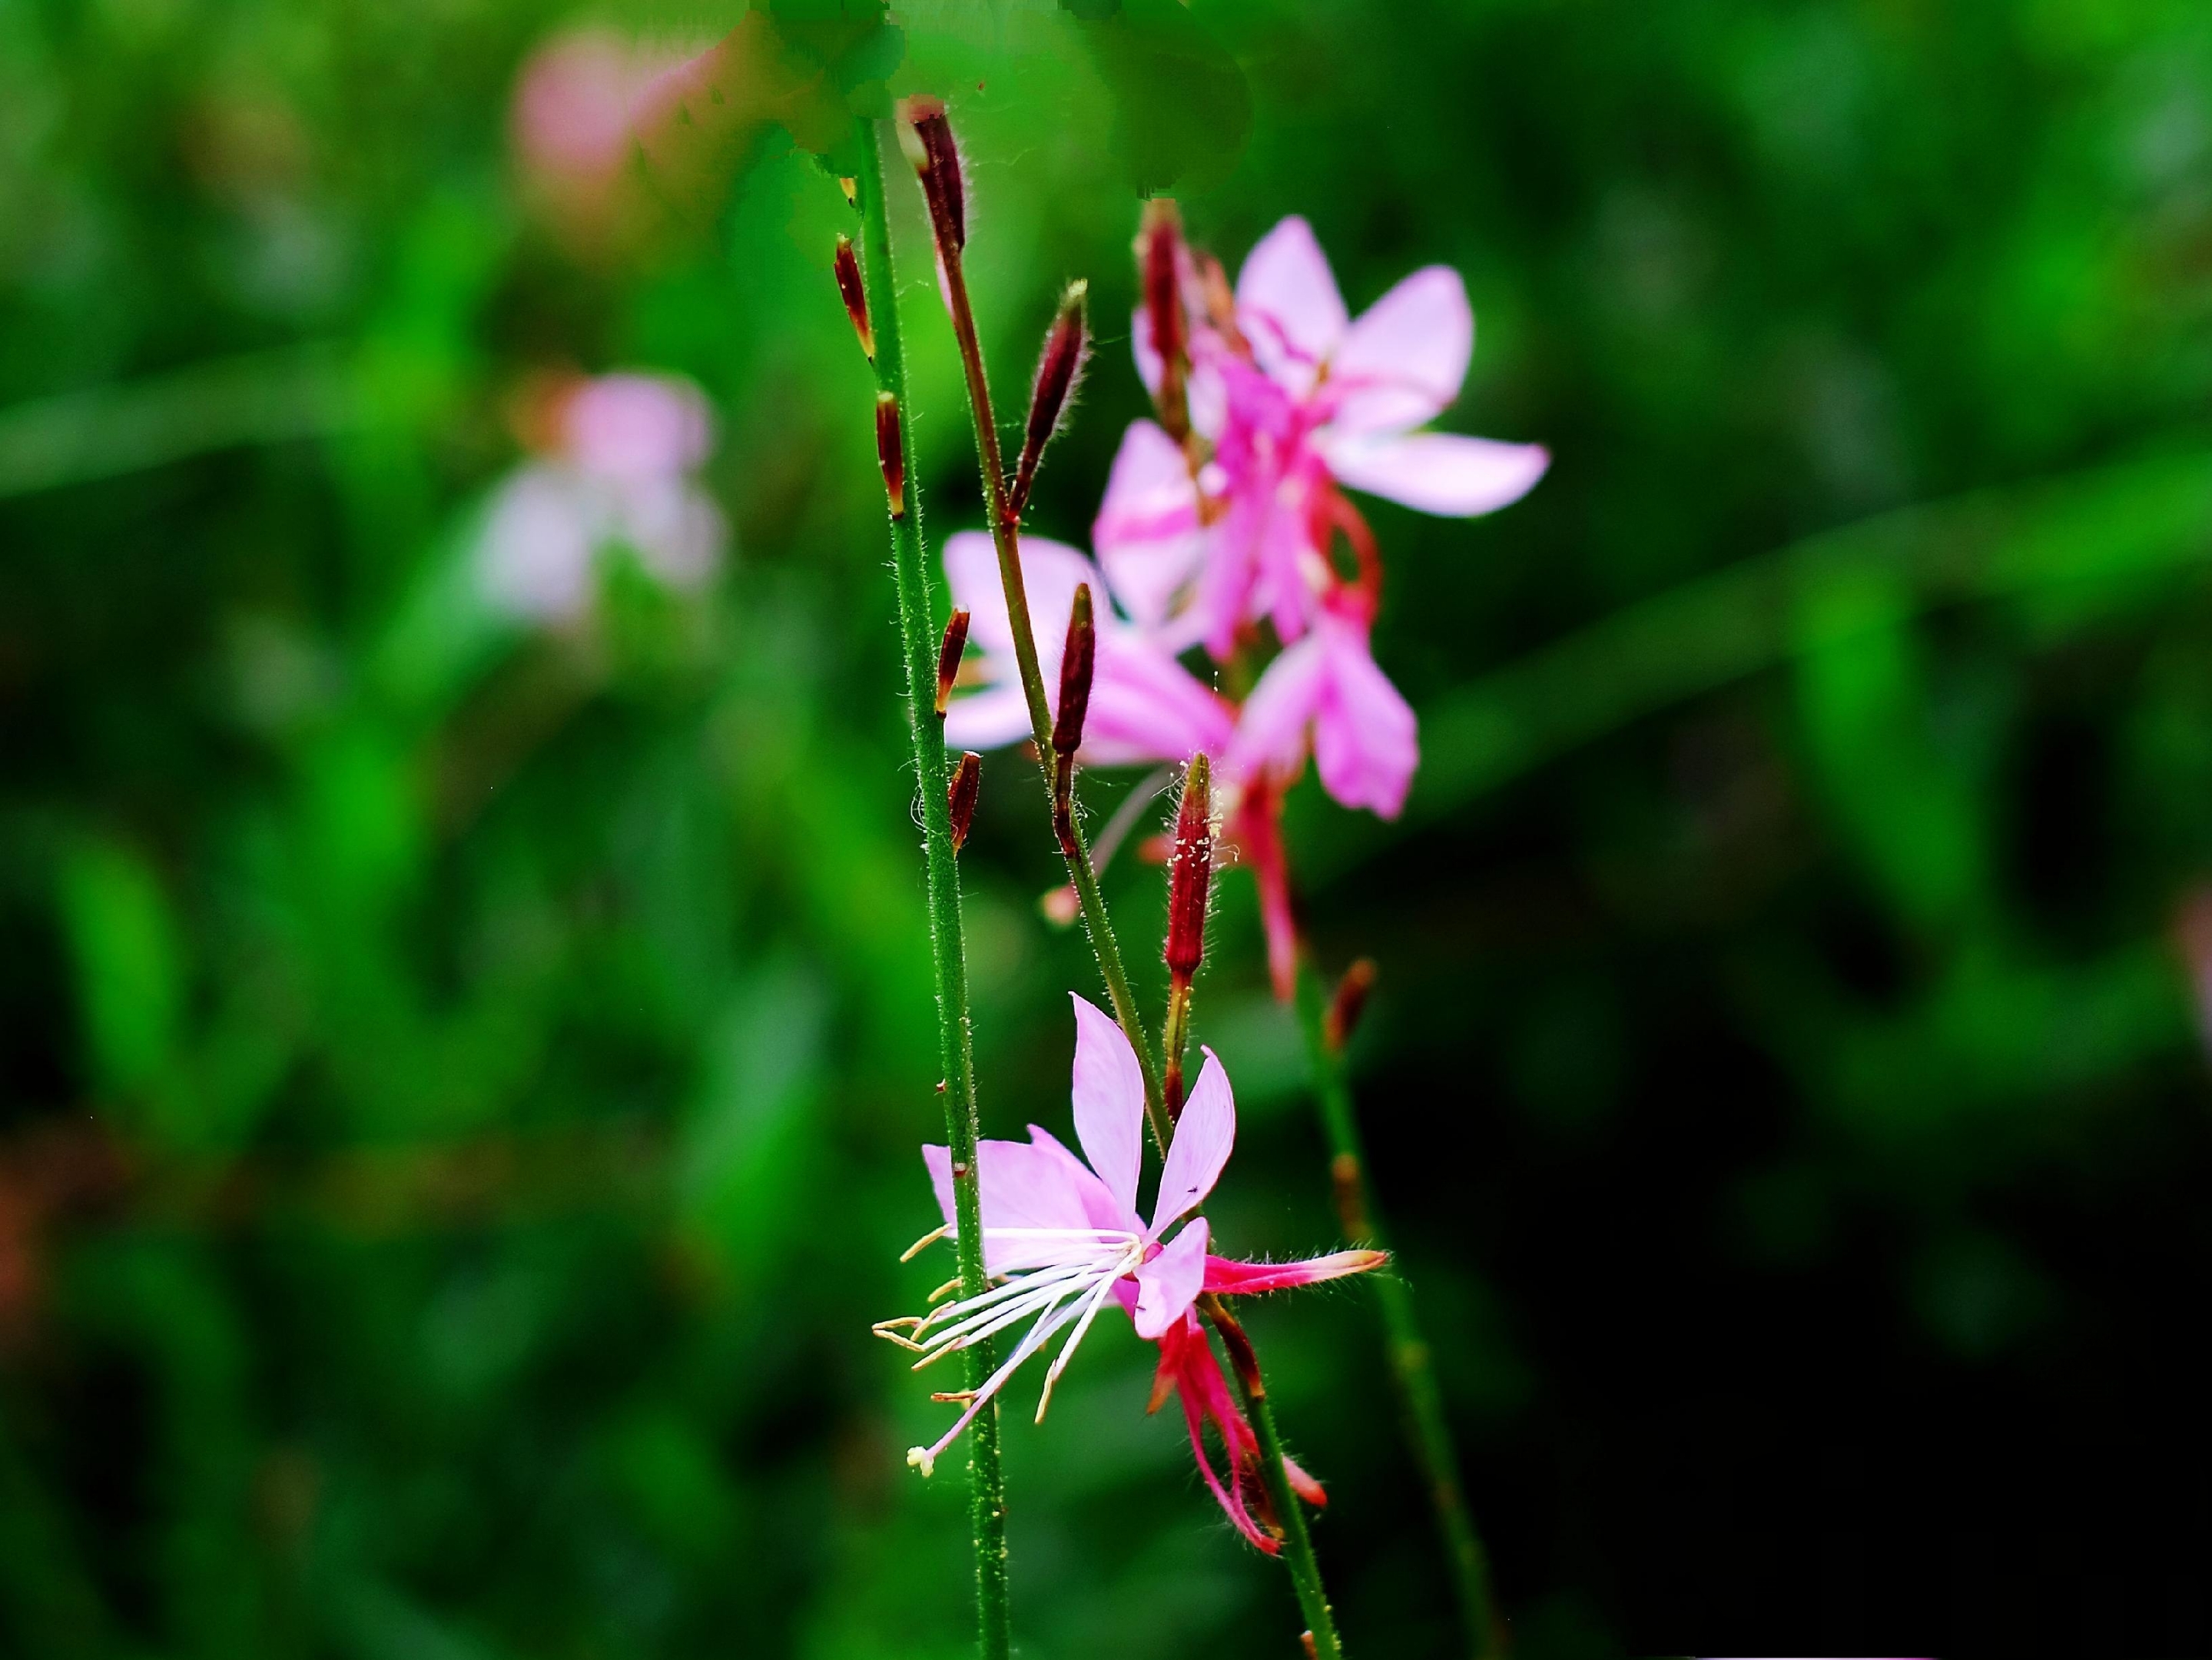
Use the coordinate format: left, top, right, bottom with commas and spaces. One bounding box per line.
910, 129, 1346, 1655
853, 118, 1011, 1660
1295, 966, 1501, 1658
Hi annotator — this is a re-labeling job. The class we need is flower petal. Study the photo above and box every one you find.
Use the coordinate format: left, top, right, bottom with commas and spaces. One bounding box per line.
1235, 216, 1349, 393
1224, 633, 1325, 788
1328, 266, 1471, 436
1093, 420, 1205, 636
942, 531, 1099, 668
924, 1132, 1111, 1273
1203, 1248, 1389, 1295
1133, 1218, 1209, 1340
1322, 432, 1549, 517
941, 683, 1033, 753
1312, 620, 1419, 819
1068, 994, 1146, 1226
1152, 1048, 1235, 1233
1081, 641, 1235, 768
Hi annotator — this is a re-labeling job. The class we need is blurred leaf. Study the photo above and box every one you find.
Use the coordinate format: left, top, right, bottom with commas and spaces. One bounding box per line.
57, 837, 183, 1098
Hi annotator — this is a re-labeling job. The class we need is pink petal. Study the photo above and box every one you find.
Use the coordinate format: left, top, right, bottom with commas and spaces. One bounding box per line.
562, 374, 713, 481
1093, 420, 1205, 636
1203, 1248, 1389, 1295
1235, 217, 1349, 393
1323, 432, 1549, 517
1080, 642, 1235, 768
1152, 1049, 1235, 1233
1224, 635, 1326, 787
1132, 312, 1228, 440
1133, 1219, 1209, 1340
1328, 267, 1471, 437
1068, 994, 1146, 1226
923, 1131, 1113, 1274
1312, 622, 1419, 819
941, 531, 1013, 652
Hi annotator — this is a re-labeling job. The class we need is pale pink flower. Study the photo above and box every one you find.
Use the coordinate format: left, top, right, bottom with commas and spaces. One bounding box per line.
509, 30, 686, 246
939, 532, 1233, 768
1118, 215, 1549, 656
884, 995, 1384, 1549
476, 373, 725, 624
1225, 603, 1419, 819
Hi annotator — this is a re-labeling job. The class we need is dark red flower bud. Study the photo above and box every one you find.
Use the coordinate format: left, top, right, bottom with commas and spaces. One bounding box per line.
1008, 281, 1089, 520
934, 609, 970, 719
1164, 752, 1214, 983
874, 391, 904, 518
834, 235, 873, 360
903, 95, 966, 255
1052, 584, 1095, 762
1325, 958, 1378, 1052
1139, 199, 1189, 443
947, 751, 981, 852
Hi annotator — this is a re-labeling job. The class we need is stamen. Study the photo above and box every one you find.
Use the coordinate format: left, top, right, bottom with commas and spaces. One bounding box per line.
900, 1223, 950, 1263
927, 1277, 962, 1304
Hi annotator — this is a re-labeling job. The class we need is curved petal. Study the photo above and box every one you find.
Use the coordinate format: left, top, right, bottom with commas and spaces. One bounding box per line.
1312, 622, 1418, 818
940, 683, 1033, 753
1152, 1048, 1235, 1233
1133, 1218, 1209, 1340
1082, 640, 1235, 767
1236, 217, 1348, 393
941, 531, 1013, 652
1324, 432, 1549, 517
1223, 634, 1325, 788
943, 531, 1101, 667
1203, 1247, 1388, 1295
924, 1134, 1110, 1275
1069, 994, 1146, 1227
1093, 420, 1205, 635
1328, 266, 1472, 437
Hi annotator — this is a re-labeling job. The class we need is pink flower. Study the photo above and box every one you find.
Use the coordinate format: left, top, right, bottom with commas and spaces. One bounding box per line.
476, 372, 725, 623
881, 995, 1384, 1549
510, 30, 687, 249
1225, 603, 1419, 818
939, 532, 1234, 768
1119, 215, 1549, 656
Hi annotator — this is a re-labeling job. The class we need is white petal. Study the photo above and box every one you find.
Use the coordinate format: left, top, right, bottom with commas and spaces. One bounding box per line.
1328, 266, 1471, 436
1324, 432, 1549, 517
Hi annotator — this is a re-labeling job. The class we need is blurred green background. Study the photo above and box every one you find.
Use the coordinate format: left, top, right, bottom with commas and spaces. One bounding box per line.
5, 1, 2212, 1655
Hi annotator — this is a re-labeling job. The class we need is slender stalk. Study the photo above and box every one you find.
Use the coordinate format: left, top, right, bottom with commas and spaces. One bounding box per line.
1295, 966, 1501, 1659
905, 121, 1347, 1655
852, 118, 1011, 1660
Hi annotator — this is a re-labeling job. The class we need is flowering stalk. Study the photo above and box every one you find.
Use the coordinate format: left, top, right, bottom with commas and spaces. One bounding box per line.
1295, 961, 1501, 1659
902, 100, 1347, 1658
851, 115, 1012, 1660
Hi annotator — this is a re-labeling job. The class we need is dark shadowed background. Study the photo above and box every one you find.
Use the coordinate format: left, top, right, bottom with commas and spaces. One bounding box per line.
5, 2, 2211, 1656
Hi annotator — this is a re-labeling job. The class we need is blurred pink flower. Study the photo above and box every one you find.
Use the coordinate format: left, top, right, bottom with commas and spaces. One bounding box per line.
882, 995, 1383, 1548
509, 30, 685, 247
939, 531, 1233, 768
476, 373, 725, 624
1119, 215, 1549, 656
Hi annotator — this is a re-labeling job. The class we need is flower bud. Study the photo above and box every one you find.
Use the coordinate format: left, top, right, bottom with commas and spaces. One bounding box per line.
1325, 958, 1378, 1052
874, 390, 905, 518
834, 235, 874, 360
947, 751, 981, 852
1051, 584, 1095, 762
1138, 199, 1189, 443
1164, 752, 1213, 984
934, 609, 970, 719
903, 95, 965, 255
838, 176, 857, 209
1008, 281, 1089, 520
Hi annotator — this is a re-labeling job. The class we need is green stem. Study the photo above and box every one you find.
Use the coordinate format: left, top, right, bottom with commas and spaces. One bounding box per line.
853, 118, 1011, 1660
907, 131, 1346, 1655
1295, 967, 1501, 1659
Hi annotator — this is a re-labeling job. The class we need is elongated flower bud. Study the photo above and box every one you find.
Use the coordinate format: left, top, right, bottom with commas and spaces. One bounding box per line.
1050, 585, 1095, 859
1052, 585, 1095, 762
834, 235, 873, 360
1139, 199, 1189, 443
934, 609, 970, 719
874, 391, 904, 518
903, 96, 965, 255
1165, 752, 1213, 984
947, 751, 981, 852
1008, 281, 1089, 520
1325, 958, 1378, 1051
